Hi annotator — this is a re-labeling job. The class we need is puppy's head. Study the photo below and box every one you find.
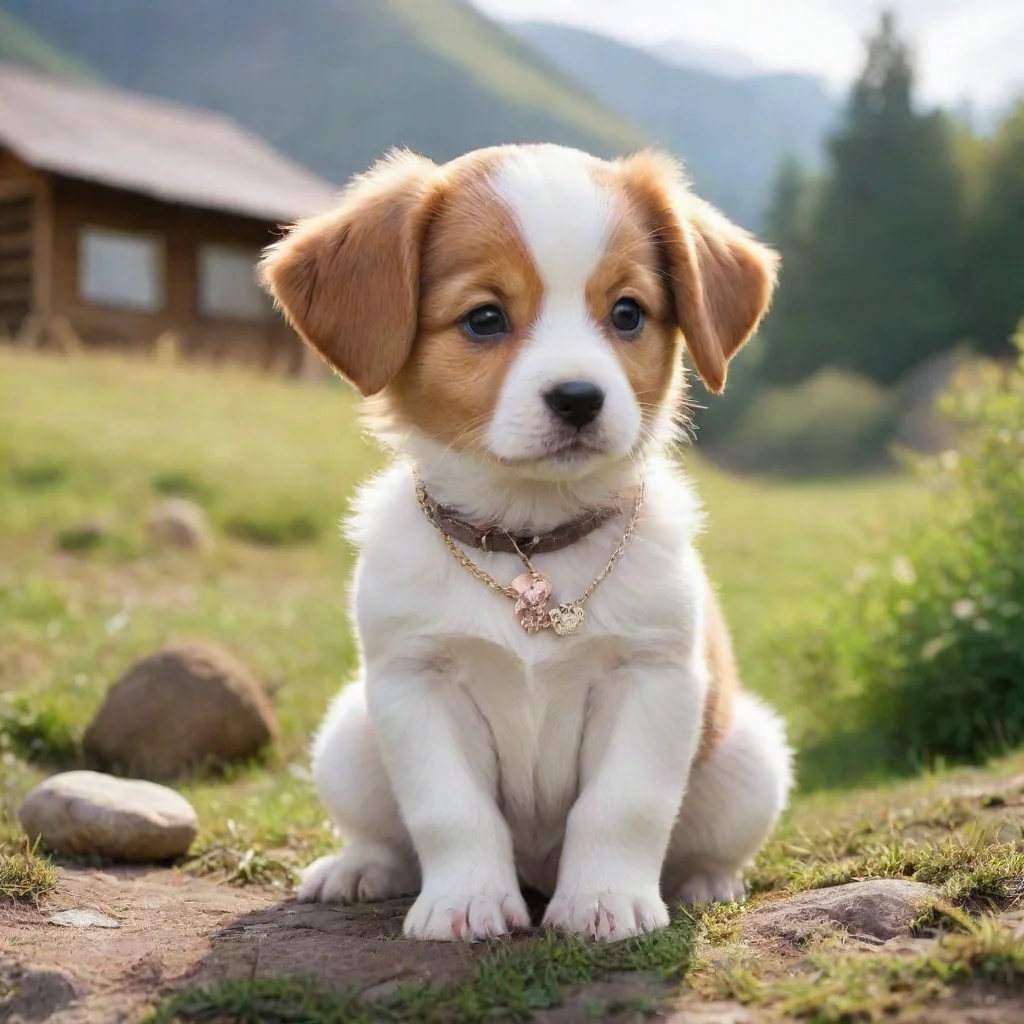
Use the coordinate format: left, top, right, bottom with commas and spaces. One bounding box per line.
261, 145, 777, 480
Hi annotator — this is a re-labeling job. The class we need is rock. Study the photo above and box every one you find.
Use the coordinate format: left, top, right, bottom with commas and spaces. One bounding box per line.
0, 962, 78, 1023
83, 642, 277, 781
49, 909, 120, 929
146, 498, 211, 550
742, 879, 940, 945
18, 771, 198, 862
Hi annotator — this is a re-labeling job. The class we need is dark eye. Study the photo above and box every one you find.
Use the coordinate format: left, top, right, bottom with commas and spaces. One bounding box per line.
461, 303, 510, 340
610, 297, 644, 337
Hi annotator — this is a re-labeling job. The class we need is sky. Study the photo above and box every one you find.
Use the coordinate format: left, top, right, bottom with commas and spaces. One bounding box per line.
471, 0, 1024, 111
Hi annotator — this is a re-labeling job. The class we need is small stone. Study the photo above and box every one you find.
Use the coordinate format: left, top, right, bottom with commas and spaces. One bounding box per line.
146, 499, 211, 550
19, 770, 198, 862
0, 964, 78, 1022
49, 909, 121, 929
83, 642, 277, 781
741, 879, 940, 945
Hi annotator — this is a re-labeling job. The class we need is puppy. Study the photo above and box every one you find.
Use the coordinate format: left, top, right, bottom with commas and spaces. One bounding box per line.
261, 144, 793, 943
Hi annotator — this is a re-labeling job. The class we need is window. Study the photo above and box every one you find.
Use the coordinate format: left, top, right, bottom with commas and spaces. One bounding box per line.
78, 227, 163, 311
197, 244, 270, 319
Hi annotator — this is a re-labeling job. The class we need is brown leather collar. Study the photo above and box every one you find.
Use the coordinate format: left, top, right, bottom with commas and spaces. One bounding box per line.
419, 492, 622, 555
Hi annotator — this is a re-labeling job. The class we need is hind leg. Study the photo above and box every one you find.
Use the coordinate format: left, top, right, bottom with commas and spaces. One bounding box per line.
662, 691, 793, 907
298, 680, 420, 904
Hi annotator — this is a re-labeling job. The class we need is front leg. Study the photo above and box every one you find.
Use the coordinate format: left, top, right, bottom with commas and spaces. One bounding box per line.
544, 655, 704, 942
367, 665, 529, 941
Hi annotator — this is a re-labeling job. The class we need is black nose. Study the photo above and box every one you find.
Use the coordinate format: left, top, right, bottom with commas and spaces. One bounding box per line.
544, 380, 605, 429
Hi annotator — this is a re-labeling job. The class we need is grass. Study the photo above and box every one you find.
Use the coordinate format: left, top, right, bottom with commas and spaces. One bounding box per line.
221, 506, 322, 546
0, 839, 58, 903
0, 346, 926, 861
749, 758, 1024, 908
699, 917, 1024, 1022
4, 347, 1015, 1023
151, 469, 217, 503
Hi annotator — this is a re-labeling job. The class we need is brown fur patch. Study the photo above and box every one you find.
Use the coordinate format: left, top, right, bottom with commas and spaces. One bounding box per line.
386, 151, 544, 452
613, 150, 779, 394
259, 151, 446, 396
589, 177, 686, 431
698, 588, 740, 762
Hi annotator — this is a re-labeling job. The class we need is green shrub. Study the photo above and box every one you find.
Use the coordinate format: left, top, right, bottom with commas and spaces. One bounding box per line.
9, 458, 70, 490
222, 507, 322, 546
703, 367, 900, 478
0, 694, 81, 766
800, 326, 1024, 779
151, 469, 216, 503
55, 521, 109, 552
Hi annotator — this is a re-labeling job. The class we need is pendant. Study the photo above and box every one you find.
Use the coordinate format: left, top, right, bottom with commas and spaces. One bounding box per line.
510, 572, 553, 635
548, 602, 586, 637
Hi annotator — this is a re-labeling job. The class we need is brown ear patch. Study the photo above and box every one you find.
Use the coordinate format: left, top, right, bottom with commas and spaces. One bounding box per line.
615, 150, 779, 394
259, 150, 445, 396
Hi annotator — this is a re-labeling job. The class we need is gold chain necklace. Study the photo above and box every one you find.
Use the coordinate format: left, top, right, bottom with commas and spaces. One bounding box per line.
414, 477, 644, 637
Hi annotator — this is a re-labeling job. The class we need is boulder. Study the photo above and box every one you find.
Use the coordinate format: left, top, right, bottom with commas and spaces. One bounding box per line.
83, 642, 277, 781
146, 498, 211, 550
741, 879, 940, 945
18, 771, 198, 862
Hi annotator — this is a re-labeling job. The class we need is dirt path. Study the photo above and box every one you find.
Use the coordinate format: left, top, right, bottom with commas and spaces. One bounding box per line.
3, 862, 1023, 1023
0, 867, 474, 1022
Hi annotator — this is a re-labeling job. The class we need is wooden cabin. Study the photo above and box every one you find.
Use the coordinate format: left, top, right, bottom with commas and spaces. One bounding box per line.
0, 64, 336, 372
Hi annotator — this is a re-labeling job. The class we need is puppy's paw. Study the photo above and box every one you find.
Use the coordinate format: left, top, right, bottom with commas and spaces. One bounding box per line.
297, 844, 418, 905
672, 870, 746, 908
543, 891, 668, 942
403, 888, 530, 941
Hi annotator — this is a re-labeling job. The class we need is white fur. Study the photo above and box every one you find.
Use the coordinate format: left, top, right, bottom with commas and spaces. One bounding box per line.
486, 146, 642, 471
299, 146, 793, 942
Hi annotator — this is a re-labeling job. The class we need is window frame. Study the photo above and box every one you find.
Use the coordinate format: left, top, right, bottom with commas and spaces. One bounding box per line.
77, 224, 165, 313
195, 242, 271, 322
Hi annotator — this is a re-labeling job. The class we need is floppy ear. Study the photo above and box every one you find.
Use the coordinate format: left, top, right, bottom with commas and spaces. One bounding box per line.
618, 151, 779, 394
260, 150, 444, 396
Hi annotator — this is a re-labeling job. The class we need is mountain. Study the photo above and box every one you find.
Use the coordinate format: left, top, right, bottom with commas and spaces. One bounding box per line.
647, 39, 764, 79
0, 0, 645, 186
0, 8, 98, 80
511, 21, 839, 227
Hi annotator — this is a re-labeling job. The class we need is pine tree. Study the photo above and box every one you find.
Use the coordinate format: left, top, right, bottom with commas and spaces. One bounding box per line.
759, 156, 816, 383
763, 12, 963, 385
763, 156, 807, 255
961, 103, 1024, 355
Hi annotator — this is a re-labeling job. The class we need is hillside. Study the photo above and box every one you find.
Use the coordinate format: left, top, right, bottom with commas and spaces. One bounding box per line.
647, 37, 764, 78
0, 0, 644, 186
0, 8, 97, 80
511, 21, 839, 227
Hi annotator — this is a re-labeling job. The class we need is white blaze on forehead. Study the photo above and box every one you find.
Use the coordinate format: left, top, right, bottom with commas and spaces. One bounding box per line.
491, 146, 614, 298
483, 147, 643, 470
